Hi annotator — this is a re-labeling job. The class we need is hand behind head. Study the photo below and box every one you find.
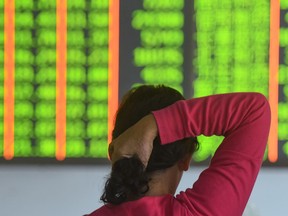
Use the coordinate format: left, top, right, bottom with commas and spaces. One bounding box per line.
108, 114, 157, 168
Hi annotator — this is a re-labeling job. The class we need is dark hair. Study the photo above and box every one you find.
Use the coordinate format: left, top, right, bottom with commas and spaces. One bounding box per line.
101, 85, 199, 205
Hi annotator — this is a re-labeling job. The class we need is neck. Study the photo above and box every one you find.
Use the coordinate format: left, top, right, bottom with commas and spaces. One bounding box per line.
145, 164, 182, 197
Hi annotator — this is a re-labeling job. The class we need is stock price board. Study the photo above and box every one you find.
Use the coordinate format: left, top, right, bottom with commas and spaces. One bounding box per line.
1, 0, 287, 165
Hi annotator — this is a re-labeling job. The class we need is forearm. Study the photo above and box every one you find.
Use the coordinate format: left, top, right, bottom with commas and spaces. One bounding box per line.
161, 93, 271, 215
152, 93, 271, 158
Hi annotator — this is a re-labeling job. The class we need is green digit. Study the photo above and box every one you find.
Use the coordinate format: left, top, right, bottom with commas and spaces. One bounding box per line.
38, 0, 56, 9
194, 0, 214, 10
140, 67, 183, 84
14, 120, 33, 137
89, 138, 107, 157
87, 104, 108, 119
15, 49, 34, 65
68, 0, 86, 10
66, 102, 85, 119
88, 67, 108, 83
15, 12, 34, 28
67, 67, 86, 84
15, 0, 34, 10
134, 48, 183, 66
37, 139, 55, 157
90, 29, 108, 46
15, 83, 34, 100
67, 49, 86, 65
88, 48, 108, 65
36, 68, 56, 83
88, 12, 108, 27
14, 139, 32, 157
132, 11, 183, 29
35, 121, 55, 138
67, 85, 86, 101
68, 11, 86, 28
87, 120, 107, 138
37, 29, 56, 46
66, 139, 86, 157
67, 31, 85, 47
35, 102, 56, 119
15, 67, 34, 82
36, 85, 56, 100
15, 30, 33, 47
36, 12, 56, 27
196, 12, 213, 31
193, 80, 213, 97
141, 30, 183, 47
215, 28, 232, 45
14, 101, 34, 119
143, 0, 184, 10
66, 120, 85, 137
35, 49, 56, 65
90, 0, 109, 10
87, 85, 108, 101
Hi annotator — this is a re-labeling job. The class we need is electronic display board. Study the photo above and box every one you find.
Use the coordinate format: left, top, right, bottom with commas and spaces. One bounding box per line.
1, 0, 287, 166
1, 0, 110, 161
119, 0, 193, 98
191, 0, 271, 163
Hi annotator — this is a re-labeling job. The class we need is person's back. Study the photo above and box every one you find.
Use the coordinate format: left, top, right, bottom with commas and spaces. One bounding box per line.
86, 85, 271, 216
92, 195, 191, 215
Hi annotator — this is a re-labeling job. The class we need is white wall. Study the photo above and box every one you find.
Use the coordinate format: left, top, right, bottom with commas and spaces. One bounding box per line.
0, 165, 287, 216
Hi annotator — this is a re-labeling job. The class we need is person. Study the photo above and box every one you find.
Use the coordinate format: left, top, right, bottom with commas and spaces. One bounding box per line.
86, 85, 271, 216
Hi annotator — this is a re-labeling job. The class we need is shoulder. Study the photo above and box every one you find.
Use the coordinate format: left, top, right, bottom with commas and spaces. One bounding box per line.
85, 205, 109, 216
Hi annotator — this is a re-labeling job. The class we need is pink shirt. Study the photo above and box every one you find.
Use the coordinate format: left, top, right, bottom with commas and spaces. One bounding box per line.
87, 93, 271, 216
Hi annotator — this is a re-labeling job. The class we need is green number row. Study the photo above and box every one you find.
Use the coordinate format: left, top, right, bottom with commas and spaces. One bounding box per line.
12, 67, 108, 83
13, 84, 107, 101
11, 119, 107, 138
134, 48, 183, 66
12, 0, 108, 11
14, 11, 108, 28
12, 137, 108, 158
132, 11, 184, 30
12, 101, 107, 119
13, 48, 108, 65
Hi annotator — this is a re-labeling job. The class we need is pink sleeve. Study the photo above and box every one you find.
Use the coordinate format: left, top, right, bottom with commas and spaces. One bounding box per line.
152, 93, 271, 216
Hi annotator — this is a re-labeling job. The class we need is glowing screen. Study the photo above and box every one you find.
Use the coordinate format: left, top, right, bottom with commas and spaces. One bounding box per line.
192, 0, 270, 162
1, 0, 287, 165
1, 0, 109, 161
119, 0, 193, 97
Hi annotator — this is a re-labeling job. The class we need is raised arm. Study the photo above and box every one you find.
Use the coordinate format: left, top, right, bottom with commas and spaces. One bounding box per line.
152, 93, 271, 215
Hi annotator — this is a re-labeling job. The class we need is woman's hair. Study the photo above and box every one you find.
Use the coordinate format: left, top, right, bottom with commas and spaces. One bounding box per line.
101, 85, 199, 205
